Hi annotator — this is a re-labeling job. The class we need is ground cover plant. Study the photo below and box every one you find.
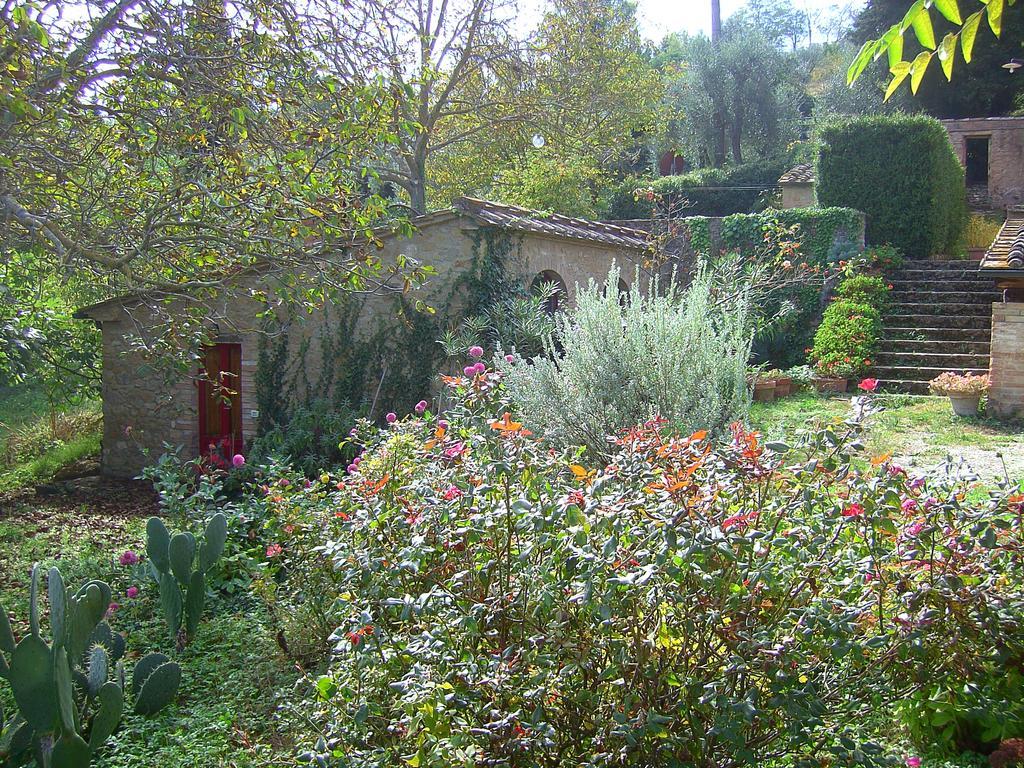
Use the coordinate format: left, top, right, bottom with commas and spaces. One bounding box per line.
232, 358, 1024, 768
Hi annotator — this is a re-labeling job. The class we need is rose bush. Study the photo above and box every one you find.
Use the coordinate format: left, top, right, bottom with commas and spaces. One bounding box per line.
244, 365, 1024, 768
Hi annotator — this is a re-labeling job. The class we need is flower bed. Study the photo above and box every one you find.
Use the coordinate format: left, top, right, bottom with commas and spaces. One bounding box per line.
239, 364, 1024, 766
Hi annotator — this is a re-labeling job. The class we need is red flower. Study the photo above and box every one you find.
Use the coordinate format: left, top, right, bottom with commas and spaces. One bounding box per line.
841, 503, 865, 518
858, 378, 879, 392
266, 543, 283, 558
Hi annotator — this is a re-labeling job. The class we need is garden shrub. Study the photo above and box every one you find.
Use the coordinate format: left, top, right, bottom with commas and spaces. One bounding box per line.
247, 398, 359, 477
498, 263, 752, 456
605, 157, 793, 219
836, 274, 891, 311
817, 115, 968, 258
809, 298, 882, 378
268, 367, 1024, 768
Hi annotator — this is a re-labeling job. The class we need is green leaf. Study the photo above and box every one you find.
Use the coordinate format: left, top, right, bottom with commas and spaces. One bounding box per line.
932, 0, 962, 24
0, 603, 15, 656
10, 635, 57, 733
961, 11, 983, 62
987, 0, 1004, 36
847, 39, 882, 85
888, 32, 905, 69
51, 733, 91, 768
938, 32, 958, 79
911, 5, 937, 48
900, 0, 927, 32
885, 61, 913, 100
910, 51, 934, 93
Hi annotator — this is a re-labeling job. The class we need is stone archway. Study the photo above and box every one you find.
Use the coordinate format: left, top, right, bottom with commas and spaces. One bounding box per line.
530, 270, 567, 314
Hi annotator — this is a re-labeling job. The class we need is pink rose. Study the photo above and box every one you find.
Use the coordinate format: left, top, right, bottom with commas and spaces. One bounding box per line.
505, 354, 515, 363
126, 586, 139, 599
119, 551, 139, 566
231, 454, 245, 468
386, 412, 397, 424
906, 757, 922, 768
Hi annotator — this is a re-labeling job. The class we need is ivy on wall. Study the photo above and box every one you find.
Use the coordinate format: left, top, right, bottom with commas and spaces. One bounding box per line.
684, 207, 863, 265
253, 225, 524, 434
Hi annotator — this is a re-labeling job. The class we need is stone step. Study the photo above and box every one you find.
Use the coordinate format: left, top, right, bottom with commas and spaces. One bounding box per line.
895, 259, 984, 271
873, 351, 990, 368
878, 338, 991, 355
881, 326, 992, 342
877, 379, 931, 395
885, 314, 991, 330
887, 302, 991, 318
887, 289, 1002, 303
888, 279, 998, 293
871, 364, 989, 383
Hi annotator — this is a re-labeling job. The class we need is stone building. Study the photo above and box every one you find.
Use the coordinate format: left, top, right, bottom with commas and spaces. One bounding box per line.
778, 164, 816, 209
75, 198, 650, 478
941, 117, 1024, 210
980, 207, 1024, 419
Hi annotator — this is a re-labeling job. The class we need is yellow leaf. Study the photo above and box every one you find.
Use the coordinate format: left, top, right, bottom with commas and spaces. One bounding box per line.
910, 50, 934, 93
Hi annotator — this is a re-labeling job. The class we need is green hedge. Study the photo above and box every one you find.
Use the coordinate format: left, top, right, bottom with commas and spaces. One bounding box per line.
683, 207, 864, 266
816, 115, 967, 259
605, 157, 792, 219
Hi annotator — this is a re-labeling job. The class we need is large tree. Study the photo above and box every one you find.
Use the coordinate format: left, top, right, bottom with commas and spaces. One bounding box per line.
1, 0, 425, 363
300, 0, 525, 213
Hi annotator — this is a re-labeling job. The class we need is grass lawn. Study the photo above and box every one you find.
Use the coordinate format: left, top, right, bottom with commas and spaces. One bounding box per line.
0, 384, 103, 492
0, 486, 311, 767
751, 391, 1024, 487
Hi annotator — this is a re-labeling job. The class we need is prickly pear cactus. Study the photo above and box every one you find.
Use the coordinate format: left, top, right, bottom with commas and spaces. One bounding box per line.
0, 563, 180, 767
145, 513, 228, 645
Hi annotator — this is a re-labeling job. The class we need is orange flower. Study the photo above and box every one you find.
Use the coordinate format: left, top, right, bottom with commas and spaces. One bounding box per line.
489, 412, 531, 435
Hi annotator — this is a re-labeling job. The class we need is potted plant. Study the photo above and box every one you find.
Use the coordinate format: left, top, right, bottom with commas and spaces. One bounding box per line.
764, 368, 793, 398
928, 371, 989, 417
749, 368, 777, 402
961, 214, 1002, 261
811, 359, 853, 393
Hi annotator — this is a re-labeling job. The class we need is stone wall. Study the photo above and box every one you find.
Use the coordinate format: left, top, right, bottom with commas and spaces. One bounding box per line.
942, 117, 1024, 210
85, 216, 644, 477
989, 301, 1024, 420
781, 183, 815, 210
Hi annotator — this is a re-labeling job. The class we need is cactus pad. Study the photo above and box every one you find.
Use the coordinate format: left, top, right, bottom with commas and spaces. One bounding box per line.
88, 681, 123, 751
168, 533, 195, 587
10, 634, 57, 732
134, 661, 181, 717
51, 732, 91, 768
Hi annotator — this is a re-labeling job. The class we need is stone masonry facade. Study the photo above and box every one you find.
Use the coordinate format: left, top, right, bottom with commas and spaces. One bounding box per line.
942, 117, 1024, 210
989, 302, 1024, 420
81, 212, 647, 478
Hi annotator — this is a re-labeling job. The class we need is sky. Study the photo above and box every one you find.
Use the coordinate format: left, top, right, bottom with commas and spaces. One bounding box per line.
520, 0, 867, 43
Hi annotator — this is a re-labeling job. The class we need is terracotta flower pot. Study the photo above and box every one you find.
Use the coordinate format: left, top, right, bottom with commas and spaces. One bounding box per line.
773, 376, 793, 398
812, 377, 848, 394
966, 247, 986, 262
948, 394, 981, 417
752, 380, 777, 402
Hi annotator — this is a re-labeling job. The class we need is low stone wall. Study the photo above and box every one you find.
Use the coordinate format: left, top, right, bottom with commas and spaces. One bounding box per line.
989, 301, 1024, 419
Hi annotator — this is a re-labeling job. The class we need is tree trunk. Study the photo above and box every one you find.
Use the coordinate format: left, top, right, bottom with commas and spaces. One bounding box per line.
711, 0, 726, 167
731, 76, 746, 164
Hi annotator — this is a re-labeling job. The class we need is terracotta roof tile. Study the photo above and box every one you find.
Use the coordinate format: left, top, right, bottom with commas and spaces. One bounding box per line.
982, 208, 1024, 273
454, 197, 648, 250
779, 164, 815, 184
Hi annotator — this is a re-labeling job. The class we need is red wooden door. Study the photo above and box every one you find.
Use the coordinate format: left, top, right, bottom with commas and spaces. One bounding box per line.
198, 343, 243, 460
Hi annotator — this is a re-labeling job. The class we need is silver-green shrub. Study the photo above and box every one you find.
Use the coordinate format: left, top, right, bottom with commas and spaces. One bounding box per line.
499, 262, 752, 456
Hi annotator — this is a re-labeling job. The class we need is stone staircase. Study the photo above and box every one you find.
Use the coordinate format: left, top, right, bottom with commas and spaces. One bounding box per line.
874, 260, 998, 394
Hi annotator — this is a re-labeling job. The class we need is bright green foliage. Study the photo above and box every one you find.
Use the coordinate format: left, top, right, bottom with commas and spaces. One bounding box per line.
810, 299, 883, 378
274, 365, 1024, 766
607, 157, 792, 219
499, 263, 753, 456
817, 115, 967, 258
847, 0, 1017, 98
836, 274, 893, 311
146, 514, 227, 647
0, 564, 180, 767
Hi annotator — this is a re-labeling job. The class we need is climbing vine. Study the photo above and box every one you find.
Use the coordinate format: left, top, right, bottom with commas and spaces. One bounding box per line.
252, 225, 523, 434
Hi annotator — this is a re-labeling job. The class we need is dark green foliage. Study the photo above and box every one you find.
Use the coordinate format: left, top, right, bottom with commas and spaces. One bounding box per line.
817, 115, 968, 258
0, 564, 179, 767
837, 275, 892, 312
810, 299, 883, 378
133, 663, 181, 718
606, 157, 793, 219
247, 398, 360, 479
146, 514, 227, 645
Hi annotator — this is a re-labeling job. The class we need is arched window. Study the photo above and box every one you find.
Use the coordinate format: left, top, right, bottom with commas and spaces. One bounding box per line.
530, 270, 567, 314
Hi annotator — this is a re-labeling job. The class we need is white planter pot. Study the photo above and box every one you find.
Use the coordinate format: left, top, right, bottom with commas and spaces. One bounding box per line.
948, 394, 981, 417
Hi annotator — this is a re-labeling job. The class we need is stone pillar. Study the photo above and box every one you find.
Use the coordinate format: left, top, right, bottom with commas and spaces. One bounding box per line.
989, 301, 1024, 419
